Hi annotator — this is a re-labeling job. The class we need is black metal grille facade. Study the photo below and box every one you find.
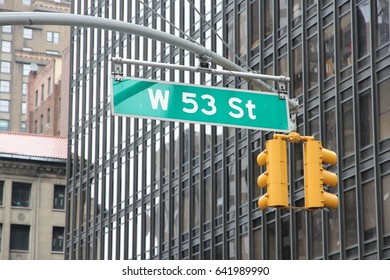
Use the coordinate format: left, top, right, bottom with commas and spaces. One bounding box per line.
66, 0, 390, 260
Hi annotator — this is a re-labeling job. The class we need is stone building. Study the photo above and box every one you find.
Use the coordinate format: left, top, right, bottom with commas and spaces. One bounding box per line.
0, 131, 67, 260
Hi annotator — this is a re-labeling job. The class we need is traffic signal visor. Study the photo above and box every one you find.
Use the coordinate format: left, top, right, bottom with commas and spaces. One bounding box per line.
257, 138, 288, 210
304, 140, 338, 209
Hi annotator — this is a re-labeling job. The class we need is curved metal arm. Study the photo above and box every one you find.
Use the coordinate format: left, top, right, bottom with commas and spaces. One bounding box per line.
0, 11, 277, 92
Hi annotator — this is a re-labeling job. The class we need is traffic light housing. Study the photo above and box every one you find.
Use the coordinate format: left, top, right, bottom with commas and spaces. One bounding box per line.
257, 137, 288, 210
303, 140, 338, 209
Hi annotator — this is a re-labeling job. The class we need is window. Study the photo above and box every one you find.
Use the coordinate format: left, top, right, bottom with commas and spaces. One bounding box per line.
46, 50, 59, 55
23, 0, 32, 5
41, 84, 44, 101
21, 121, 26, 132
47, 31, 60, 43
10, 224, 30, 251
359, 92, 373, 148
292, 0, 302, 27
308, 35, 318, 88
21, 102, 26, 115
0, 100, 9, 112
363, 180, 377, 240
376, 0, 390, 46
40, 114, 43, 133
35, 90, 38, 107
48, 77, 51, 95
1, 41, 11, 53
52, 227, 64, 252
383, 174, 390, 235
323, 23, 335, 79
0, 80, 10, 92
345, 187, 358, 248
0, 119, 9, 131
53, 185, 65, 209
11, 182, 31, 208
0, 223, 2, 252
278, 0, 288, 37
342, 99, 355, 157
325, 107, 336, 152
1, 61, 10, 73
292, 44, 303, 97
264, 0, 273, 38
34, 120, 38, 134
22, 83, 27, 95
23, 64, 30, 76
2, 26, 11, 33
23, 47, 32, 52
23, 28, 33, 39
357, 1, 371, 58
238, 5, 247, 57
340, 13, 352, 68
47, 108, 51, 126
250, 0, 259, 49
0, 181, 3, 206
378, 78, 390, 141
226, 11, 234, 61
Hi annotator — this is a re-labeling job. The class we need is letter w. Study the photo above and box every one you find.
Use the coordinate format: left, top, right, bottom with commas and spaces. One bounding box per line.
148, 89, 169, 111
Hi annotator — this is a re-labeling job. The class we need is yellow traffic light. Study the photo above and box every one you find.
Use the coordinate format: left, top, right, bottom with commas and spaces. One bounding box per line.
256, 137, 288, 210
303, 140, 338, 209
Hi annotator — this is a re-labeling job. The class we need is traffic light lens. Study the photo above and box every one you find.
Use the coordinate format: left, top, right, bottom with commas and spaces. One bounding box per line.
323, 192, 339, 209
257, 173, 268, 188
257, 151, 267, 167
258, 194, 269, 210
323, 169, 338, 187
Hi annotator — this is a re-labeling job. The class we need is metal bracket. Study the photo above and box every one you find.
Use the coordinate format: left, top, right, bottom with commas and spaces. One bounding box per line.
112, 61, 123, 82
277, 81, 288, 99
198, 48, 212, 68
276, 81, 299, 132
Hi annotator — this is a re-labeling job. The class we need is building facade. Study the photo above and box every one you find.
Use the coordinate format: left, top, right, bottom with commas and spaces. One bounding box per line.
0, 132, 67, 260
66, 0, 390, 260
26, 46, 70, 137
0, 0, 70, 133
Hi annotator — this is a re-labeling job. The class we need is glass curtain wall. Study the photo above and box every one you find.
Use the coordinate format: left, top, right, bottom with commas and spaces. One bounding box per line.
66, 0, 390, 260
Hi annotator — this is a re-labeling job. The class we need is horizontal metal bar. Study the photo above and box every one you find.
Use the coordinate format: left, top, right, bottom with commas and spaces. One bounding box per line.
112, 57, 291, 82
0, 11, 279, 92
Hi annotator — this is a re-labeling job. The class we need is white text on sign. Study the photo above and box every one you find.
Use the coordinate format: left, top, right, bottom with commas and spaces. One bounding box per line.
148, 89, 257, 120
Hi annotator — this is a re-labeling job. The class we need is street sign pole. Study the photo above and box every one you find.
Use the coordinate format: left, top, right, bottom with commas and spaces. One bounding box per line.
112, 77, 294, 132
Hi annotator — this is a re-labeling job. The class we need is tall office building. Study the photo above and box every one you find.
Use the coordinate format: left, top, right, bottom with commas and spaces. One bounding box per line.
66, 0, 390, 260
0, 0, 70, 133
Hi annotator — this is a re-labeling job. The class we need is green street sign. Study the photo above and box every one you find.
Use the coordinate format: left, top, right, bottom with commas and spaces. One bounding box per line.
112, 77, 292, 132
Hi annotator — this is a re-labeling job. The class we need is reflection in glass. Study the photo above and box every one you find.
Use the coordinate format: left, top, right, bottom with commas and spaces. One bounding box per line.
323, 24, 335, 78
312, 211, 323, 259
340, 13, 352, 68
328, 208, 340, 254
239, 8, 247, 57
378, 79, 390, 141
308, 35, 318, 88
292, 45, 303, 96
251, 0, 259, 49
362, 181, 377, 240
342, 100, 354, 157
359, 92, 373, 147
357, 1, 371, 58
382, 174, 390, 235
376, 0, 390, 46
344, 189, 358, 247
